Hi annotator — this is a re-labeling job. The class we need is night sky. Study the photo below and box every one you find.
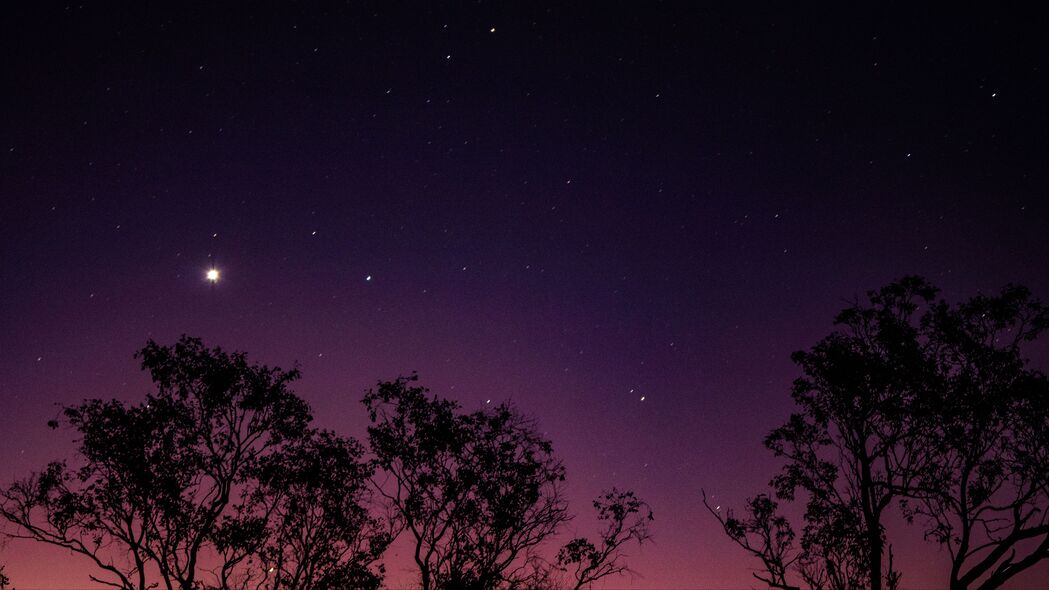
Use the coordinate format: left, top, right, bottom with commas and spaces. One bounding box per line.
2, 4, 1048, 588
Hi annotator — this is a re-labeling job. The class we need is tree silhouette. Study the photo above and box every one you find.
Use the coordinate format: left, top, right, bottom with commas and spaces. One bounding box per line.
363, 375, 570, 590
703, 490, 800, 590
216, 429, 392, 590
0, 338, 657, 590
1, 399, 194, 589
902, 285, 1049, 590
0, 337, 387, 590
762, 277, 937, 590
793, 500, 869, 590
557, 489, 653, 590
136, 337, 314, 590
711, 277, 1049, 590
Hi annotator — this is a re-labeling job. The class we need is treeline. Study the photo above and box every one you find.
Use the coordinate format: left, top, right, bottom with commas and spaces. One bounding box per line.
2, 277, 1047, 590
0, 338, 652, 590
705, 277, 1049, 590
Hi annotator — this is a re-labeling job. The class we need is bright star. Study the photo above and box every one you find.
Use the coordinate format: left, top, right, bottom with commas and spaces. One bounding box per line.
206, 268, 220, 282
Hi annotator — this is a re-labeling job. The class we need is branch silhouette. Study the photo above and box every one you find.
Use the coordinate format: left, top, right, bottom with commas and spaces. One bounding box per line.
709, 277, 1049, 590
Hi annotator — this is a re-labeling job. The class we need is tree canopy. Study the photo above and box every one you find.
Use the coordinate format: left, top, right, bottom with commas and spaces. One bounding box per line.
364, 375, 571, 590
710, 277, 1049, 590
2, 338, 651, 590
0, 337, 388, 590
557, 488, 653, 590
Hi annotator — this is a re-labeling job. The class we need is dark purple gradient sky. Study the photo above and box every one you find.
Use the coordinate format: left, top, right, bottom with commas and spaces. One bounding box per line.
2, 4, 1048, 588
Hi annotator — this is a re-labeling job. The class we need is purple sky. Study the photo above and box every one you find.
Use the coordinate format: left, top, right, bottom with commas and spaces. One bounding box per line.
2, 4, 1048, 588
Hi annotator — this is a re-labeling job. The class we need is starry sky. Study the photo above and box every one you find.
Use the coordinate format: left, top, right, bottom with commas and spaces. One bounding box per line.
2, 4, 1048, 588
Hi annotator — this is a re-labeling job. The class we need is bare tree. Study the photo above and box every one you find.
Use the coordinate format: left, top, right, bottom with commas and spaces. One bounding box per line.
557, 489, 652, 590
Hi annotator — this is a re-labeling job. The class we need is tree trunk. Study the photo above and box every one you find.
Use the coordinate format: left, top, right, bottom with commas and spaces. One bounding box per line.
868, 525, 883, 590
860, 451, 882, 590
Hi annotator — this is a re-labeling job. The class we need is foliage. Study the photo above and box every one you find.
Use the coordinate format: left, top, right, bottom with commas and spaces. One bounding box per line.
902, 284, 1049, 590
1, 337, 654, 590
0, 336, 386, 590
364, 375, 570, 590
1, 395, 202, 589
556, 489, 652, 590
703, 491, 800, 590
762, 276, 936, 590
218, 429, 392, 590
711, 277, 1049, 590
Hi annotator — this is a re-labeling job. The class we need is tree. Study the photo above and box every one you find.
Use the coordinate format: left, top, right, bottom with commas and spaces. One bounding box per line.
703, 490, 800, 590
704, 487, 871, 590
793, 498, 869, 590
130, 337, 314, 589
220, 429, 392, 590
902, 285, 1049, 590
0, 336, 388, 590
558, 489, 653, 590
711, 277, 1049, 590
762, 277, 937, 590
1, 398, 195, 590
364, 375, 570, 590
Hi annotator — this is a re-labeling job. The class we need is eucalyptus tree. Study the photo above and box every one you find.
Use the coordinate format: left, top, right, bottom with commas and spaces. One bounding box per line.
760, 277, 936, 590
711, 277, 1049, 590
216, 429, 392, 590
558, 488, 653, 590
2, 337, 388, 590
364, 375, 570, 590
903, 285, 1049, 590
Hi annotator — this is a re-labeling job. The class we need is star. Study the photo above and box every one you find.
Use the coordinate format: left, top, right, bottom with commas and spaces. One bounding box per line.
206, 268, 220, 282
